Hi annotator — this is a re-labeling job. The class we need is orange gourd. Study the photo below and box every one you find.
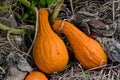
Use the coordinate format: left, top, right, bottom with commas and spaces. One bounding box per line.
52, 20, 107, 69
32, 9, 69, 74
25, 71, 48, 80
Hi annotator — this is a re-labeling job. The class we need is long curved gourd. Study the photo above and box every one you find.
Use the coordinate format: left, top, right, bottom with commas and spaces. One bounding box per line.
33, 9, 69, 74
52, 20, 107, 69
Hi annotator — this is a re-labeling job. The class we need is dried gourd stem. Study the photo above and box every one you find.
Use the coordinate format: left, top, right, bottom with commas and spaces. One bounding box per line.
50, 0, 64, 24
57, 19, 67, 34
7, 30, 30, 57
18, 0, 39, 55
27, 7, 38, 55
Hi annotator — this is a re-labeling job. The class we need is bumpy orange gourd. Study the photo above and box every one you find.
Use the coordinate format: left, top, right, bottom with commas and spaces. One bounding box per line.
52, 20, 107, 69
33, 9, 69, 74
25, 71, 48, 80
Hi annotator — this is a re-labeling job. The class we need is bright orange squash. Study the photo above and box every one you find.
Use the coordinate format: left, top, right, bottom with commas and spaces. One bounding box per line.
32, 9, 69, 74
25, 71, 48, 80
52, 20, 107, 69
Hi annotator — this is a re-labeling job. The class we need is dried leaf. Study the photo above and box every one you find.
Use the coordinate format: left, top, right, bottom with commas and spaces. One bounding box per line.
96, 37, 120, 63
7, 66, 27, 80
15, 53, 33, 72
87, 19, 107, 30
7, 51, 33, 72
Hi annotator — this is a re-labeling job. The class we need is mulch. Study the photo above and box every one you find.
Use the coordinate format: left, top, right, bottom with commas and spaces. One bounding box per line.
0, 0, 120, 80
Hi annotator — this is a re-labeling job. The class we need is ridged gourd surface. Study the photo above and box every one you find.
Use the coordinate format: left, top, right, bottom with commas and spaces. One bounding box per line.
52, 20, 107, 69
33, 9, 69, 74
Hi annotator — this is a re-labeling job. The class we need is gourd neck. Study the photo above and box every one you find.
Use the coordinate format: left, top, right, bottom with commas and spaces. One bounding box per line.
38, 9, 53, 34
61, 21, 89, 40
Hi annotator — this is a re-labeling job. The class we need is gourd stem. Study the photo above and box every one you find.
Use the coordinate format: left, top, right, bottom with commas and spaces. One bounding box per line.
18, 0, 37, 15
0, 23, 25, 35
50, 0, 64, 24
18, 0, 38, 54
18, 0, 31, 8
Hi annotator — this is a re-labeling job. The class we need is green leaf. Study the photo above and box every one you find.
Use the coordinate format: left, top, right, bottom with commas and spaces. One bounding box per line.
23, 13, 29, 19
40, 0, 55, 7
40, 0, 46, 6
46, 0, 55, 5
31, 1, 37, 6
